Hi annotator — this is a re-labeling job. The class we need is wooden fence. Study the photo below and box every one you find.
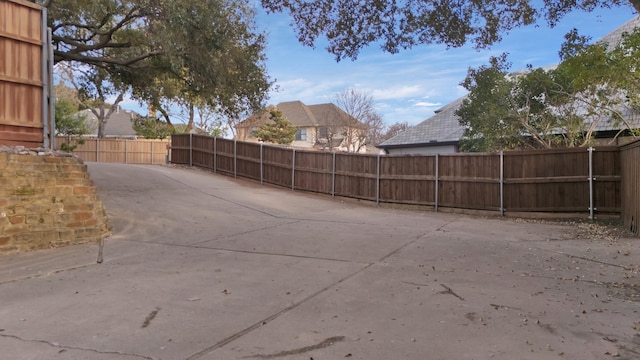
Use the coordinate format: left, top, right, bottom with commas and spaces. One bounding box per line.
0, 0, 51, 147
172, 134, 625, 220
56, 137, 170, 165
620, 139, 640, 234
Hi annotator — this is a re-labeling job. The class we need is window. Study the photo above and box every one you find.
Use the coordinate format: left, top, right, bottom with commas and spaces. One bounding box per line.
295, 128, 307, 141
249, 127, 258, 137
318, 127, 328, 139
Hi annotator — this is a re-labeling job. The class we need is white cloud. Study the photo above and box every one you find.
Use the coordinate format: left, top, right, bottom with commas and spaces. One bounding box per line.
413, 101, 441, 107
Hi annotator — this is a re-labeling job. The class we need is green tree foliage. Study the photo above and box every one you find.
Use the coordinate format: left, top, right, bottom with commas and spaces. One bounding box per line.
132, 116, 171, 139
457, 28, 640, 152
40, 0, 271, 129
55, 98, 92, 152
253, 109, 297, 145
261, 0, 635, 61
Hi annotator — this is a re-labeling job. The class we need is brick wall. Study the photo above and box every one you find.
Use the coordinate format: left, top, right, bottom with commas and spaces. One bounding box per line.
0, 149, 110, 254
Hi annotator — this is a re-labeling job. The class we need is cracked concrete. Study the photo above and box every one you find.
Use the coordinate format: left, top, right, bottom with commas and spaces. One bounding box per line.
0, 163, 638, 359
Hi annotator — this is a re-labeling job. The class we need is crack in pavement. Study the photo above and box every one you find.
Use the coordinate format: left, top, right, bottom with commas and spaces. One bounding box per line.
0, 333, 154, 360
185, 220, 458, 360
0, 263, 97, 286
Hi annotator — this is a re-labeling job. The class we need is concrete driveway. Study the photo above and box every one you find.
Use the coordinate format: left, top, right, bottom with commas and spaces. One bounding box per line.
1, 163, 638, 360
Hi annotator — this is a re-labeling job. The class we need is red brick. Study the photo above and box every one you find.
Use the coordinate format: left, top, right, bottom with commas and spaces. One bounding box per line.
73, 212, 93, 222
9, 215, 24, 224
73, 186, 93, 195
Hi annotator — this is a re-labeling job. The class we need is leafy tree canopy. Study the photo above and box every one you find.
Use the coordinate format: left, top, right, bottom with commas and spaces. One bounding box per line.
261, 0, 636, 61
457, 28, 640, 152
132, 116, 171, 139
253, 109, 297, 145
55, 98, 93, 151
39, 0, 272, 125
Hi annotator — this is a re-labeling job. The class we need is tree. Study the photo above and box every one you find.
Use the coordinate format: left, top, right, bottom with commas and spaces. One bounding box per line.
40, 0, 272, 130
57, 63, 127, 138
457, 28, 640, 152
334, 89, 383, 152
381, 121, 410, 143
55, 98, 93, 152
132, 116, 171, 139
253, 109, 297, 144
261, 0, 635, 61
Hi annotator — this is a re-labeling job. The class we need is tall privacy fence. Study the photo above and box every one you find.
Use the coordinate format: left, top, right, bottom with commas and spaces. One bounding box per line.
56, 137, 170, 165
172, 134, 640, 235
0, 0, 54, 148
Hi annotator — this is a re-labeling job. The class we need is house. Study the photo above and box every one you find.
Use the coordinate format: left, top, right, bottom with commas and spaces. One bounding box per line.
378, 16, 640, 155
378, 97, 466, 155
79, 106, 141, 138
236, 100, 367, 152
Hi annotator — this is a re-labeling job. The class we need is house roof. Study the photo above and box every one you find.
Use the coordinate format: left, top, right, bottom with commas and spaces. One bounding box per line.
379, 96, 466, 148
598, 16, 640, 50
379, 16, 640, 149
81, 106, 140, 137
237, 101, 355, 129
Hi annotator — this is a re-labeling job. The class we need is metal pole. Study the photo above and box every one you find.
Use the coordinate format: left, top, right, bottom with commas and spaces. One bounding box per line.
332, 152, 336, 197
588, 147, 594, 220
47, 28, 55, 149
189, 133, 193, 167
435, 154, 439, 212
500, 151, 504, 216
260, 143, 264, 184
234, 139, 237, 178
41, 9, 49, 149
376, 154, 381, 205
213, 137, 217, 173
291, 149, 296, 191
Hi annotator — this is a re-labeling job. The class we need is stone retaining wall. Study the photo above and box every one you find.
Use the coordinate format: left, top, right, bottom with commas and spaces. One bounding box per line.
0, 149, 110, 254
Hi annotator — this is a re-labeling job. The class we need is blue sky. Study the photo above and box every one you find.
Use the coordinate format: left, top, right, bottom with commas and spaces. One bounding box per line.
254, 4, 637, 126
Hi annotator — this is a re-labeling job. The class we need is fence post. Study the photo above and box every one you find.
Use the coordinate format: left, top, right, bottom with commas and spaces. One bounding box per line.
435, 154, 439, 212
150, 141, 153, 164
189, 133, 193, 167
41, 9, 50, 149
500, 151, 504, 216
260, 143, 264, 184
213, 137, 217, 173
124, 139, 128, 164
234, 139, 237, 178
376, 154, 381, 205
332, 152, 336, 197
96, 138, 99, 162
588, 147, 595, 220
291, 149, 296, 191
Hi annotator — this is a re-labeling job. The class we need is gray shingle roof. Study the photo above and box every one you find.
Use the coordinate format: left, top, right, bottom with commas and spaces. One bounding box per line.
379, 96, 466, 148
379, 16, 640, 149
598, 16, 640, 50
82, 107, 140, 137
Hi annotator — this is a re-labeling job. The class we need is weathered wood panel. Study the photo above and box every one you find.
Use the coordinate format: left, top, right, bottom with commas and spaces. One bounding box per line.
294, 150, 333, 193
0, 0, 43, 147
379, 155, 436, 205
438, 153, 500, 210
263, 146, 293, 188
620, 140, 640, 234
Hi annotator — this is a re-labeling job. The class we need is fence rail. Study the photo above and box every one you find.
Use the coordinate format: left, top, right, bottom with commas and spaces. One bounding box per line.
172, 134, 629, 222
57, 137, 170, 165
